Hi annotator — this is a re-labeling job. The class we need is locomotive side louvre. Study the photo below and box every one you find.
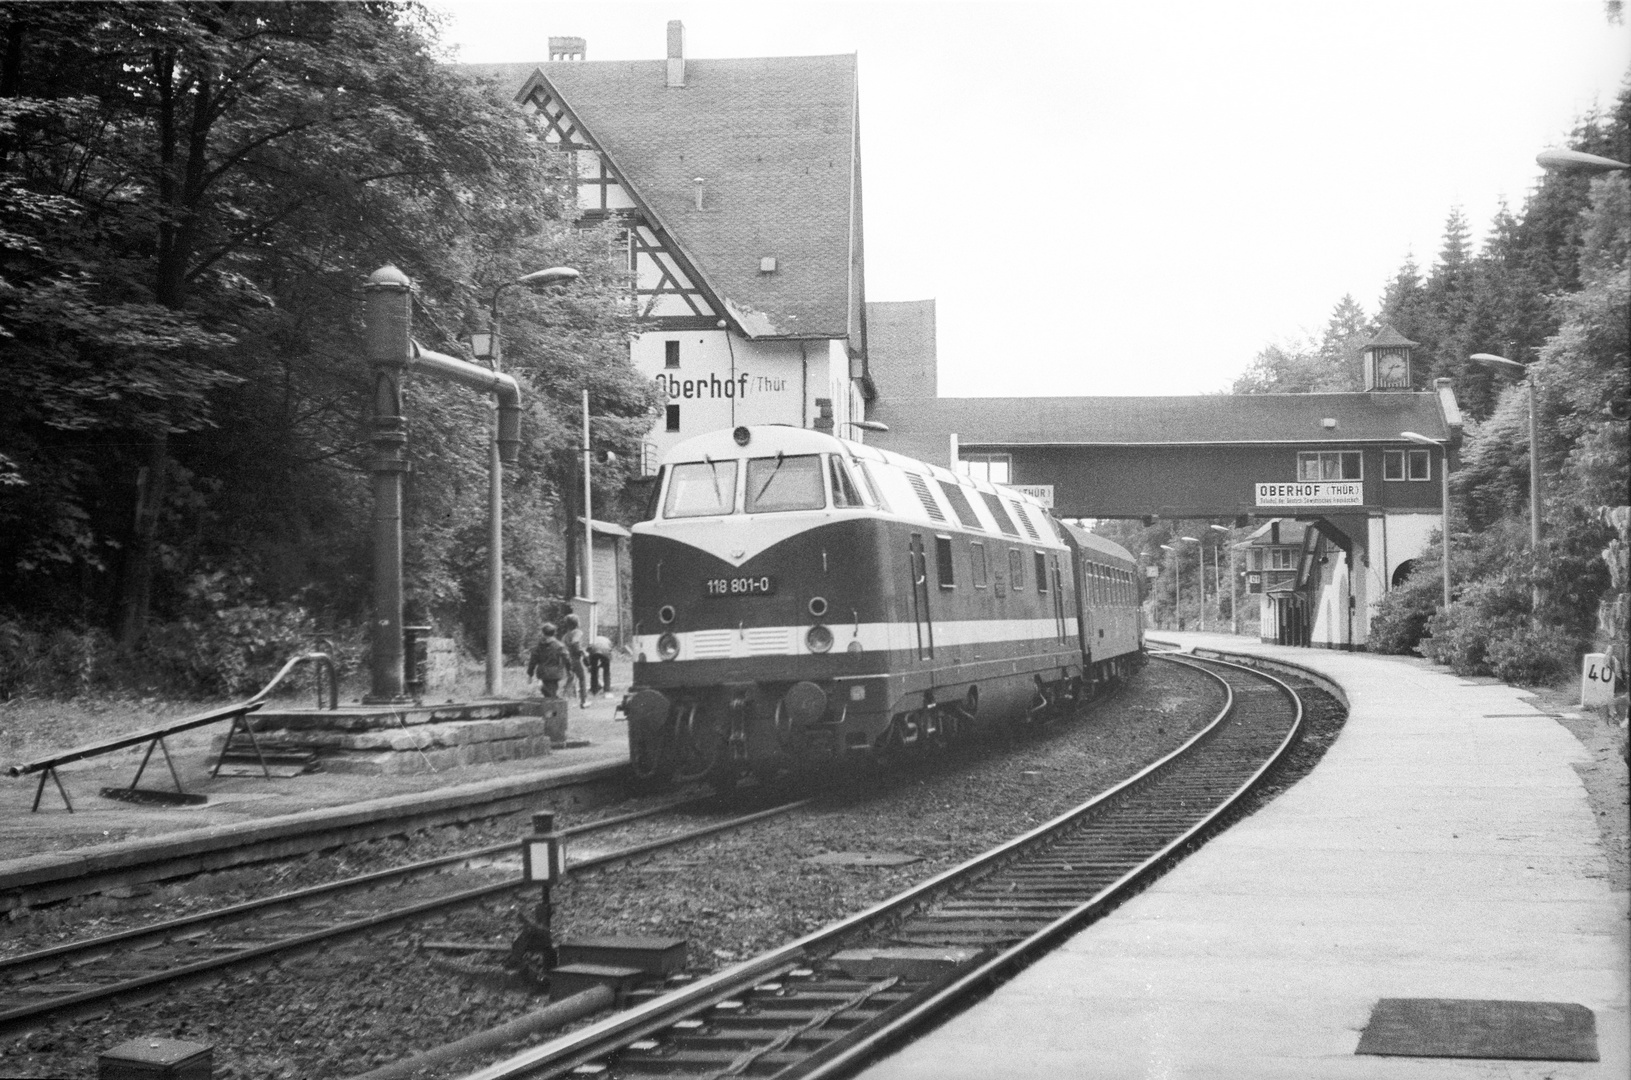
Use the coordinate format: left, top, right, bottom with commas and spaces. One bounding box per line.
624, 426, 1113, 786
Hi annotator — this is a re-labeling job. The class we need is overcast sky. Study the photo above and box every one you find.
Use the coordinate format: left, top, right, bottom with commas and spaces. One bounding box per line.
434, 1, 1629, 397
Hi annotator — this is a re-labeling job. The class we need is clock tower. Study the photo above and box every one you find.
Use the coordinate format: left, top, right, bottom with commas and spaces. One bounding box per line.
1361, 324, 1419, 392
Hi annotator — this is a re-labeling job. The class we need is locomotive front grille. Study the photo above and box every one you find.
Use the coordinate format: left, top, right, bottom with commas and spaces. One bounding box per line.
742, 627, 792, 655
689, 629, 734, 659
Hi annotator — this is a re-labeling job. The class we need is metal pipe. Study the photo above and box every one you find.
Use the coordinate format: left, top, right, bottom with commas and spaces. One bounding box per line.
412, 338, 522, 698
583, 388, 597, 639
364, 267, 412, 703
1526, 365, 1542, 615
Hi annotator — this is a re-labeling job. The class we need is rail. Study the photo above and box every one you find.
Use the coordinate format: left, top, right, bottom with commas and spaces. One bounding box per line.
7, 652, 338, 813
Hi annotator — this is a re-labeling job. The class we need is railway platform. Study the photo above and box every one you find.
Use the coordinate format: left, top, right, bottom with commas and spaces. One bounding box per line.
0, 662, 635, 907
858, 633, 1629, 1079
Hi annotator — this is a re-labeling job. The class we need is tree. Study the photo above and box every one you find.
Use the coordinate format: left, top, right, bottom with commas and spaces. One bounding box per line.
0, 2, 656, 672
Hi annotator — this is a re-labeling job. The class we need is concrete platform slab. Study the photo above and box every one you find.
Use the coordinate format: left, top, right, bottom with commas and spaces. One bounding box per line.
859, 635, 1629, 1080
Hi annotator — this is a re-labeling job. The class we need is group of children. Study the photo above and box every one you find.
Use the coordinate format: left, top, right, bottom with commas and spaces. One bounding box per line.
525, 613, 615, 708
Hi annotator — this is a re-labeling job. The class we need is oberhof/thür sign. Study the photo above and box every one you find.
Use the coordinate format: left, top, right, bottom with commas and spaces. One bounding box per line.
1255, 481, 1363, 508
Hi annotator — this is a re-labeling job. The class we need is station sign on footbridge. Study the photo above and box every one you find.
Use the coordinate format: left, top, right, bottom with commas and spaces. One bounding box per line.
1254, 481, 1364, 509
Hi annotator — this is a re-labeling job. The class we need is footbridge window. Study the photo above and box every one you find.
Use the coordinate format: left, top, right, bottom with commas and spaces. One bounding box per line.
1298, 450, 1362, 481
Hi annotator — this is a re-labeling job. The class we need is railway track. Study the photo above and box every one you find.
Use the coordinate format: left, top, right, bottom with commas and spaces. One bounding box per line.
454, 652, 1306, 1080
0, 796, 808, 1039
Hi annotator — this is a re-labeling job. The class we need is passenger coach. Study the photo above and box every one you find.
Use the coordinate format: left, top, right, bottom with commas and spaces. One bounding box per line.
624, 425, 1140, 786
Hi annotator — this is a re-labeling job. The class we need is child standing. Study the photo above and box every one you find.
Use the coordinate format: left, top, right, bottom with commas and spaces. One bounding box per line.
560, 613, 589, 708
587, 633, 613, 697
526, 623, 568, 699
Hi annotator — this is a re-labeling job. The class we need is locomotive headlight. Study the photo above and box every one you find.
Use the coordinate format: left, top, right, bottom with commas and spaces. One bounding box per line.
805, 624, 833, 653
657, 632, 680, 660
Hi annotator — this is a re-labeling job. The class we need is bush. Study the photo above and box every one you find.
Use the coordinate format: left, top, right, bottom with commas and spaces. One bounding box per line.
0, 617, 117, 699
1484, 623, 1582, 686
1419, 573, 1529, 675
1369, 568, 1440, 654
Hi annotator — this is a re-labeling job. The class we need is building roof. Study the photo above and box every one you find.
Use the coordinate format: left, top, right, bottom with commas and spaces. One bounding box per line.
455, 56, 860, 341
929, 391, 1455, 447
1362, 324, 1420, 349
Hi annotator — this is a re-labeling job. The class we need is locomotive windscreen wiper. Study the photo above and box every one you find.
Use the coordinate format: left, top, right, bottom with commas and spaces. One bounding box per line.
703, 454, 726, 505
752, 451, 786, 502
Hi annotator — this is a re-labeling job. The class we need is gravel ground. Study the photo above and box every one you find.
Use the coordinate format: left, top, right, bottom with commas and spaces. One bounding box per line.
0, 660, 1259, 1079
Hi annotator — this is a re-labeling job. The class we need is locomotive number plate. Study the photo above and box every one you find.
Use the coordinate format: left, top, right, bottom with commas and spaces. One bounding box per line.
703, 574, 777, 598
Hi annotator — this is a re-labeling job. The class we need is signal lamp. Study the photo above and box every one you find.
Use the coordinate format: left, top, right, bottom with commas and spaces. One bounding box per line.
657, 632, 680, 660
806, 625, 833, 653
807, 596, 829, 617
733, 426, 752, 446
846, 639, 863, 653
659, 605, 676, 624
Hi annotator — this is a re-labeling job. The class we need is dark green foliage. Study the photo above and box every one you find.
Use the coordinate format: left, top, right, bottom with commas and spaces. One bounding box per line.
1367, 563, 1439, 655
0, 2, 657, 686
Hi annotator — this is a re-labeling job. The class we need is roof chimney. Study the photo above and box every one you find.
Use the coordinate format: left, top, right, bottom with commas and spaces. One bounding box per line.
548, 36, 585, 61
666, 21, 685, 87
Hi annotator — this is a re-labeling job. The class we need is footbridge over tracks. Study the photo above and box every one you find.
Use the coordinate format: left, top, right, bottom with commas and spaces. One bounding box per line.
864, 301, 1463, 652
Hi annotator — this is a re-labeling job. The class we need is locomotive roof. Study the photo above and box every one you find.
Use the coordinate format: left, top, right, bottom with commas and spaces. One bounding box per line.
659, 426, 1051, 509
1056, 521, 1138, 566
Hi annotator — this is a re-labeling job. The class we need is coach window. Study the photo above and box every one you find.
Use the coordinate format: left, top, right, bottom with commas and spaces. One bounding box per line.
745, 454, 824, 513
935, 536, 955, 588
970, 541, 989, 588
1297, 450, 1362, 481
1034, 551, 1049, 593
829, 455, 864, 507
664, 460, 738, 518
1008, 548, 1024, 590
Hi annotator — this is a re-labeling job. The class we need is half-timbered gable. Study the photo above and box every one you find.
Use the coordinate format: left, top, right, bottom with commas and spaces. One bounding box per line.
456, 24, 870, 465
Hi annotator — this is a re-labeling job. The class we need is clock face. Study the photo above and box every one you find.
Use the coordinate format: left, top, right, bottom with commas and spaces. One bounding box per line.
1378, 353, 1408, 382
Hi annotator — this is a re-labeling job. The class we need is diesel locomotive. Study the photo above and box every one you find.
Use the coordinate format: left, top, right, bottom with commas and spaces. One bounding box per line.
622, 425, 1143, 787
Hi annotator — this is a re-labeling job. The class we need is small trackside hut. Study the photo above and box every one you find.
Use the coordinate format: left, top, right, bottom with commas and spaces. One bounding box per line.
622, 425, 1143, 788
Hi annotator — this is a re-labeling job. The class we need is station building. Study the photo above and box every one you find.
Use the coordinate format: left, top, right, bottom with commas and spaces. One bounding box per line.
459, 23, 870, 470
866, 302, 1463, 651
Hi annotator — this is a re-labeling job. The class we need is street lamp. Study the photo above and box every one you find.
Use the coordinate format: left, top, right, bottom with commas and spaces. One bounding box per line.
1159, 544, 1178, 630
1209, 524, 1233, 635
1402, 431, 1451, 610
1470, 352, 1543, 616
838, 419, 890, 435
481, 266, 581, 697
1180, 536, 1201, 631
1536, 148, 1631, 173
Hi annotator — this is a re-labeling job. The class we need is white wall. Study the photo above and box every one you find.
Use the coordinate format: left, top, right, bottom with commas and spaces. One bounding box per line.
1364, 511, 1440, 637
633, 330, 853, 464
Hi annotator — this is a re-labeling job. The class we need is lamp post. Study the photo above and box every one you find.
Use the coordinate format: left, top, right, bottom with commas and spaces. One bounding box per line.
481, 266, 580, 697
1210, 524, 1233, 634
838, 419, 890, 436
1536, 148, 1631, 173
1159, 544, 1178, 629
1470, 352, 1544, 617
1180, 536, 1201, 631
1402, 432, 1451, 610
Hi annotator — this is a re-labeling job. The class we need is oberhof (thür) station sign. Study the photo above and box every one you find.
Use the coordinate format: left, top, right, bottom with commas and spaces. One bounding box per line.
1254, 481, 1363, 508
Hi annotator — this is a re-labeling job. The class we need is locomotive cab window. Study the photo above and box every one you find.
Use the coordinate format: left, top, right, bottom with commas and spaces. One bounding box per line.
664, 460, 737, 518
970, 541, 989, 588
1008, 548, 1024, 589
1034, 551, 1049, 593
829, 455, 864, 507
745, 454, 824, 513
935, 536, 955, 588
